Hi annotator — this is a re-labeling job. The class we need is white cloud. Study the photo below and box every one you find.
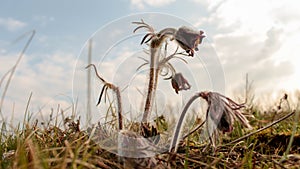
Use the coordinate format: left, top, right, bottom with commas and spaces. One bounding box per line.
215, 0, 277, 33
214, 26, 294, 93
191, 0, 223, 11
192, 0, 300, 96
0, 51, 77, 123
32, 15, 55, 27
0, 17, 27, 31
130, 0, 176, 9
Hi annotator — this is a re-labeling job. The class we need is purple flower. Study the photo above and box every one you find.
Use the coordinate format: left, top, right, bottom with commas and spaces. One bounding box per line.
199, 91, 253, 134
175, 26, 205, 56
171, 73, 191, 94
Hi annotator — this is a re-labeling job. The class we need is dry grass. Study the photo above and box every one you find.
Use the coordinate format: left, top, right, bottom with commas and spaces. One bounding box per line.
0, 102, 299, 169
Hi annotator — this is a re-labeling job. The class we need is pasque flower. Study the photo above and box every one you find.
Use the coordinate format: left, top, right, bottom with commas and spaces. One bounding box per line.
175, 26, 205, 56
199, 91, 253, 133
171, 73, 191, 94
170, 91, 253, 153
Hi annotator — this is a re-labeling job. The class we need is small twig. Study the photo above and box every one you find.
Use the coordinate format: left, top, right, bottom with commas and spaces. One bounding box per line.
255, 152, 287, 169
174, 153, 214, 168
281, 108, 299, 162
272, 158, 287, 169
182, 120, 206, 140
227, 110, 295, 145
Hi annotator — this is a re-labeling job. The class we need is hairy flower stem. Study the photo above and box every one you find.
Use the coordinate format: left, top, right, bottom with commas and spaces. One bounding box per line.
111, 85, 123, 130
142, 39, 163, 123
169, 93, 202, 153
86, 64, 123, 130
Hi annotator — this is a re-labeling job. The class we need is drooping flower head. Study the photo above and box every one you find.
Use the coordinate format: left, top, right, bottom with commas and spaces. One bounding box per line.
169, 91, 253, 153
171, 73, 191, 94
200, 91, 253, 134
175, 26, 205, 56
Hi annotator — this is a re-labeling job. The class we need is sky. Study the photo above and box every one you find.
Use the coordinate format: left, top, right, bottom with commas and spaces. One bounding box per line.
1, 0, 300, 125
